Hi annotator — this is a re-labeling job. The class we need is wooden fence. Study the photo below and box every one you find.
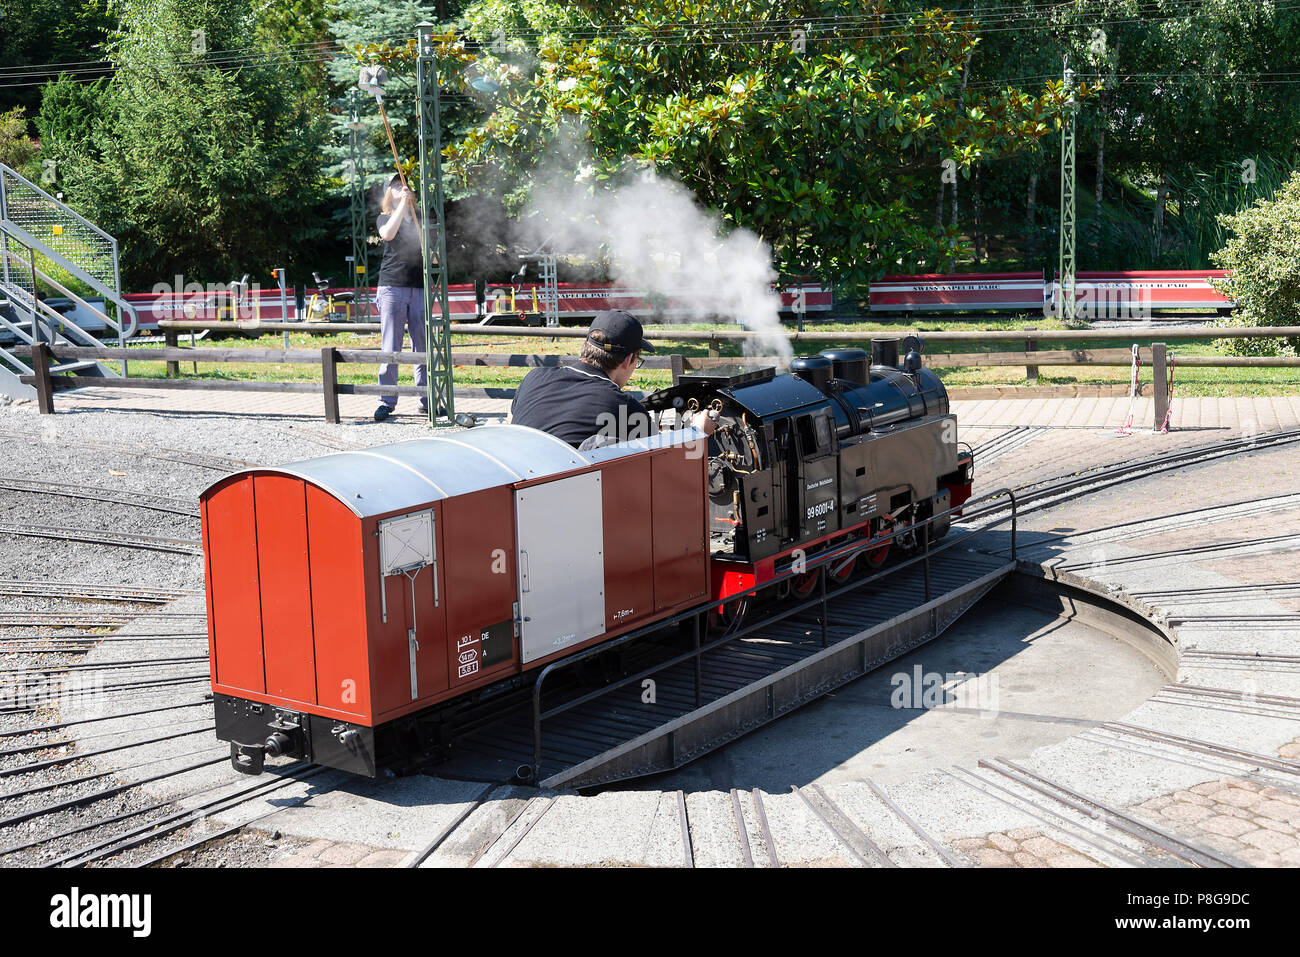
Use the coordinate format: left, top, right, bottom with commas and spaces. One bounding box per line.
15, 322, 1300, 427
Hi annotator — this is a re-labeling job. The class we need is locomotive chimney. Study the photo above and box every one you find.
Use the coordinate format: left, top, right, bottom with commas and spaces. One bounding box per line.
871, 338, 900, 369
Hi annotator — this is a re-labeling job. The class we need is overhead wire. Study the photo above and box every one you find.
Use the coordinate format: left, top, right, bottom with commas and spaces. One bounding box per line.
4, 0, 1298, 90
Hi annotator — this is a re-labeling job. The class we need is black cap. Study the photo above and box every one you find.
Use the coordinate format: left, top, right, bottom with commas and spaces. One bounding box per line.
588, 310, 654, 355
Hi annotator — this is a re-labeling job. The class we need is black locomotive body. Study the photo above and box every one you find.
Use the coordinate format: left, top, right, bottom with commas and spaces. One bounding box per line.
643, 341, 974, 604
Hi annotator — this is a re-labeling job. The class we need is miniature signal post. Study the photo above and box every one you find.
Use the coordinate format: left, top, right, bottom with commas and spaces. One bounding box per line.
417, 22, 455, 423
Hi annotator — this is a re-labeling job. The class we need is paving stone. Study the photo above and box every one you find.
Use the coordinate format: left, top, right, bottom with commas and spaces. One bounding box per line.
1212, 788, 1263, 810
1171, 790, 1213, 807
1235, 847, 1283, 867
1045, 850, 1099, 868
271, 854, 318, 868
1013, 851, 1040, 867
1256, 817, 1296, 835
1189, 781, 1228, 796
1277, 742, 1300, 759
1253, 795, 1300, 826
969, 848, 1015, 867
1200, 815, 1256, 838
1239, 828, 1297, 853
1258, 786, 1300, 802
1278, 846, 1300, 865
357, 849, 406, 868
1160, 802, 1214, 823
988, 832, 1019, 853
317, 842, 371, 865
1021, 836, 1064, 858
1217, 804, 1255, 820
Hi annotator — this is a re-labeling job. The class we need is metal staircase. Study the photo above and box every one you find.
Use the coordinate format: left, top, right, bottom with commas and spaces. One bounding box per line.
0, 164, 138, 399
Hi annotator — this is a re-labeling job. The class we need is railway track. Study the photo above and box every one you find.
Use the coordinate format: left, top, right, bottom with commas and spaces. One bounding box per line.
792, 782, 893, 867
945, 765, 1162, 867
0, 477, 199, 518
964, 426, 1300, 526
999, 491, 1300, 560
977, 758, 1240, 867
0, 522, 201, 555
0, 581, 197, 603
0, 428, 257, 473
3, 407, 1296, 868
1092, 723, 1300, 783
969, 426, 1049, 466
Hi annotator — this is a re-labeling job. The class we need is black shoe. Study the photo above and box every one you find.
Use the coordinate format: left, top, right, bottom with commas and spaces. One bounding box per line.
418, 401, 428, 416
374, 404, 393, 422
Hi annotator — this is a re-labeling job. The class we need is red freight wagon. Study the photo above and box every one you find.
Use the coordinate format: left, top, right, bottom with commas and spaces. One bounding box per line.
201, 425, 709, 775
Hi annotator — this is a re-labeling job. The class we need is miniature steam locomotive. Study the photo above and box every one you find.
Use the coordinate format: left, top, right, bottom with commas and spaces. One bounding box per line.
200, 339, 973, 776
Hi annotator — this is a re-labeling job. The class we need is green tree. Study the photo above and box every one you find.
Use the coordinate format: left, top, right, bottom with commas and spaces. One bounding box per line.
0, 0, 116, 116
0, 107, 41, 176
31, 75, 108, 189
1051, 1, 1300, 266
452, 0, 1075, 288
1211, 168, 1300, 357
55, 0, 331, 287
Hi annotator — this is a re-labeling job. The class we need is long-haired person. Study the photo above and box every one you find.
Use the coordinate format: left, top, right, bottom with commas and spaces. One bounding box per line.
373, 175, 427, 420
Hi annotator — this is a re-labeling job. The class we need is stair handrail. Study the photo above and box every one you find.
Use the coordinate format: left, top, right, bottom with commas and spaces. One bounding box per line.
0, 164, 138, 339
0, 240, 129, 350
0, 218, 138, 340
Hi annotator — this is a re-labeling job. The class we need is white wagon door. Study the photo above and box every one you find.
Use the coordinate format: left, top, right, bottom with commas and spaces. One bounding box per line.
515, 472, 606, 664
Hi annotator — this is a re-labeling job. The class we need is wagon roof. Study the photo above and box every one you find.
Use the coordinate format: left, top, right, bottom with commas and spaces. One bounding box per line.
203, 424, 587, 518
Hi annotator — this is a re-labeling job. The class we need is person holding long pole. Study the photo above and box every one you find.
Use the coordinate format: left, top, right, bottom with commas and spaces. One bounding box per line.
372, 174, 427, 421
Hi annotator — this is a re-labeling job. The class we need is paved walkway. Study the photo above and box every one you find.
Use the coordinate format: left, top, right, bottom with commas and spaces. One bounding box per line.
36, 384, 1300, 433
44, 385, 511, 423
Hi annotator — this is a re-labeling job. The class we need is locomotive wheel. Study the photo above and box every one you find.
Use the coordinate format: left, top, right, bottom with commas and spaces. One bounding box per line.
827, 552, 857, 585
862, 538, 890, 570
709, 596, 751, 633
789, 566, 821, 600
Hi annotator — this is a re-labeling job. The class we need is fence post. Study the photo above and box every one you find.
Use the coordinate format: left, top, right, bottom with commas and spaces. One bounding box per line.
321, 347, 340, 424
670, 353, 685, 385
708, 336, 720, 359
32, 342, 54, 414
1152, 342, 1168, 431
1025, 327, 1038, 384
164, 329, 179, 378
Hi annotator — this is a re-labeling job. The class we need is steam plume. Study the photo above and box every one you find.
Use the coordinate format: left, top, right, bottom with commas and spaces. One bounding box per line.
518, 135, 792, 363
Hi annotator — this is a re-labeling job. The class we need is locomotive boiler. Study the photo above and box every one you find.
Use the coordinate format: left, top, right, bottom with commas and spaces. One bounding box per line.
200, 338, 973, 777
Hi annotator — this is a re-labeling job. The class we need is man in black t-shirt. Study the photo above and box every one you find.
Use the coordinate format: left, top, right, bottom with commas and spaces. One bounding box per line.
511, 310, 716, 449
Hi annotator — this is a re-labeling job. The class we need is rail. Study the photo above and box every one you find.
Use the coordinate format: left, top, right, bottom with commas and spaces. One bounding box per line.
526, 486, 1018, 782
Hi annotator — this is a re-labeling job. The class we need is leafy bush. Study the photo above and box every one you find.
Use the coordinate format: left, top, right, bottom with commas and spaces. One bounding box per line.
0, 107, 40, 177
1211, 169, 1300, 356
